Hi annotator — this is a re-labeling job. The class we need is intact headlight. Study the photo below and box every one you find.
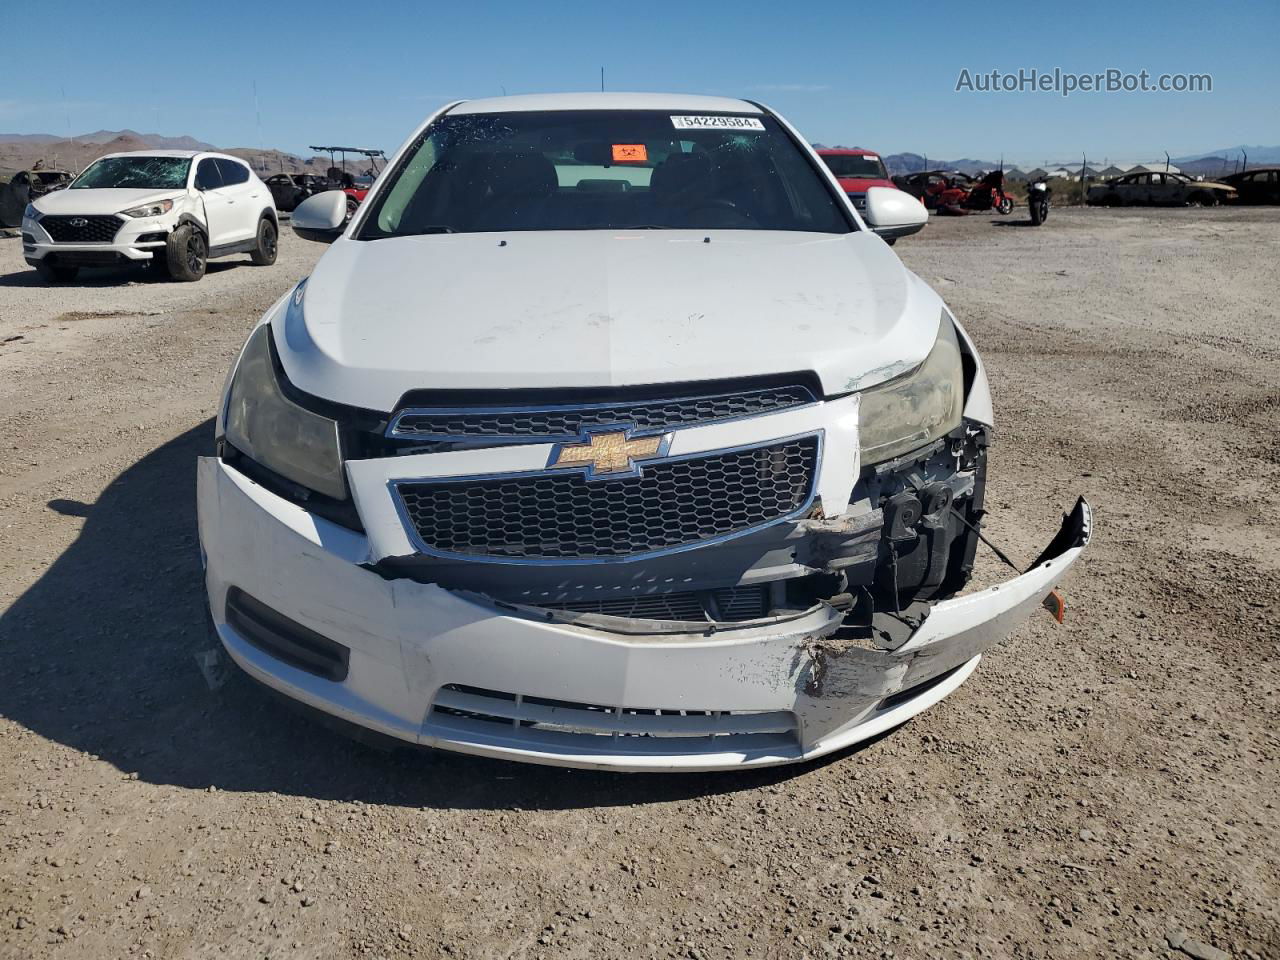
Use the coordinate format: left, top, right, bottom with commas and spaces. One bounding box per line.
223, 310, 346, 500
121, 199, 175, 218
859, 314, 964, 464
23, 203, 39, 221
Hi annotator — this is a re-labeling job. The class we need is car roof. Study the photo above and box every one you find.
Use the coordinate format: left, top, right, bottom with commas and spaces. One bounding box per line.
448, 92, 762, 116
817, 148, 880, 156
91, 149, 248, 163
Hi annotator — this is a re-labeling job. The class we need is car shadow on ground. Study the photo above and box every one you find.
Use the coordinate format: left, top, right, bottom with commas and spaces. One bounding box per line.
1, 424, 886, 811
0, 259, 247, 288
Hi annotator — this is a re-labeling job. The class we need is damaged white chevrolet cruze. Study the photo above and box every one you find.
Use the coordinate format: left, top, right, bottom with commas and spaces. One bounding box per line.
198, 93, 1090, 771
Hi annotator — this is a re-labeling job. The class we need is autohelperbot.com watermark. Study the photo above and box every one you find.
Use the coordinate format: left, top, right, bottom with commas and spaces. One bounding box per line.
955, 68, 1213, 97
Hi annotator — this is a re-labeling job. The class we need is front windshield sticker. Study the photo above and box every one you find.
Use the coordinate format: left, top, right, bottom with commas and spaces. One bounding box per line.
670, 116, 765, 131
611, 144, 648, 163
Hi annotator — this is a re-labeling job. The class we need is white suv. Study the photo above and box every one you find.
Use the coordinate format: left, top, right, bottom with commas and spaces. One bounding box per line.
22, 150, 278, 282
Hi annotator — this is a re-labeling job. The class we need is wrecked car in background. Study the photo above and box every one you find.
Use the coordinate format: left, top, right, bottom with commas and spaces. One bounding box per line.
1219, 167, 1280, 205
1087, 171, 1236, 206
199, 92, 1089, 772
264, 173, 329, 212
0, 168, 71, 227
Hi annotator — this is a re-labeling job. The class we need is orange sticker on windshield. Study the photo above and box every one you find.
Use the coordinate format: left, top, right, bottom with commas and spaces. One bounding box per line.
612, 144, 648, 164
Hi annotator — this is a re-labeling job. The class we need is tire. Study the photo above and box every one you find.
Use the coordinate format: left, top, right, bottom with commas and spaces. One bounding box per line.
997, 196, 1013, 215
884, 237, 897, 246
344, 195, 358, 224
250, 218, 278, 266
164, 224, 207, 282
34, 261, 79, 283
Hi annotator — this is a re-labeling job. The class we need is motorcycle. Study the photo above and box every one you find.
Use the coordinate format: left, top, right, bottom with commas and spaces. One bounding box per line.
966, 169, 1015, 215
1027, 179, 1051, 226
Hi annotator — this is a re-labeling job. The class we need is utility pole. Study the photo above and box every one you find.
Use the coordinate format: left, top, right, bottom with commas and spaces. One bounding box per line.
600, 67, 605, 92
61, 86, 78, 173
1164, 151, 1170, 173
1081, 152, 1088, 205
1242, 150, 1248, 172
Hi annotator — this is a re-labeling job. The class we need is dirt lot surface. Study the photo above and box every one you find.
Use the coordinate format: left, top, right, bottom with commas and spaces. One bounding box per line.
1, 207, 1277, 959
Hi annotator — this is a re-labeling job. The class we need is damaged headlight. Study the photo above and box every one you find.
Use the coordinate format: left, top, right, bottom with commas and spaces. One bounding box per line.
120, 199, 175, 218
23, 203, 39, 221
859, 313, 964, 464
223, 304, 346, 500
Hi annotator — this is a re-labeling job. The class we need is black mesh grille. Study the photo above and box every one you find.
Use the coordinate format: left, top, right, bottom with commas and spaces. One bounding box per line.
39, 215, 122, 243
390, 386, 815, 441
542, 585, 769, 621
396, 436, 819, 560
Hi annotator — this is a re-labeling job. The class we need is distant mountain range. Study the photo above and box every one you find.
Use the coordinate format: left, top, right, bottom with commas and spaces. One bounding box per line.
814, 144, 1279, 180
1174, 144, 1280, 164
3, 129, 1275, 180
0, 129, 217, 150
0, 129, 345, 177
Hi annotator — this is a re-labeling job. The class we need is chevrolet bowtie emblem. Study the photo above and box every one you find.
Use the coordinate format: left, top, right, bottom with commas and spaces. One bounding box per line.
550, 430, 668, 478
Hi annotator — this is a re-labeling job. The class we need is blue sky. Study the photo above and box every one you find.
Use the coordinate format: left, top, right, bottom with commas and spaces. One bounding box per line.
4, 0, 1275, 166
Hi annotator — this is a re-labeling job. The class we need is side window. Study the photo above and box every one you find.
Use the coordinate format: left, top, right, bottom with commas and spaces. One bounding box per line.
215, 158, 250, 186
195, 159, 223, 191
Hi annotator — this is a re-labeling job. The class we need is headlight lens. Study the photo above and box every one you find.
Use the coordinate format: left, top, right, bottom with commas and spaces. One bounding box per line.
859, 314, 964, 464
223, 319, 347, 500
23, 203, 39, 221
120, 199, 174, 218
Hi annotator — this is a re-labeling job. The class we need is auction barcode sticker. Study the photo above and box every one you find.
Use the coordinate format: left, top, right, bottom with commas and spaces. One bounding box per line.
671, 116, 765, 131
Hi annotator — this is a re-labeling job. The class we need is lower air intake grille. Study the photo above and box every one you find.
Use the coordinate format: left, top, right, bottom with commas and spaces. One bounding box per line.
429, 684, 798, 750
542, 585, 769, 622
394, 435, 819, 561
39, 215, 122, 243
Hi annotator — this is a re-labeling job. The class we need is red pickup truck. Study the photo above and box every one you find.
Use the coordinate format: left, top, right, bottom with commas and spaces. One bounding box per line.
816, 148, 901, 220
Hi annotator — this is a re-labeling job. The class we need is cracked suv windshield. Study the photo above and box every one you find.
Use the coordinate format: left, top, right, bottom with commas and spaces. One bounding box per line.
70, 155, 191, 189
359, 110, 854, 237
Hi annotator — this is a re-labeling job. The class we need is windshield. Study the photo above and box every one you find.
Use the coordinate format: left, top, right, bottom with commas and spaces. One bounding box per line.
820, 154, 888, 180
71, 156, 190, 190
359, 110, 852, 237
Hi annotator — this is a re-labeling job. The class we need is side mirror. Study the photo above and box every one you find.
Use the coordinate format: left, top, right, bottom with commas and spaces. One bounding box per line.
291, 190, 349, 244
862, 186, 928, 241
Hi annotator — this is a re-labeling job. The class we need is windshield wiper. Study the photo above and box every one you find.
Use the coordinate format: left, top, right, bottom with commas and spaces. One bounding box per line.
399, 225, 456, 235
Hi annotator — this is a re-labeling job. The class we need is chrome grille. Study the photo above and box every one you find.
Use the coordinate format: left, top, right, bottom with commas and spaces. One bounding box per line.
39, 215, 122, 243
388, 385, 815, 442
394, 435, 820, 562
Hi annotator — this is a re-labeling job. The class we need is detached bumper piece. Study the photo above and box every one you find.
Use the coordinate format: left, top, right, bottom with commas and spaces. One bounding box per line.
198, 457, 1091, 771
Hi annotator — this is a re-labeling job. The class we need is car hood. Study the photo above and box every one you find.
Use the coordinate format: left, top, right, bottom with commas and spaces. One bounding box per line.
32, 188, 184, 216
277, 230, 944, 411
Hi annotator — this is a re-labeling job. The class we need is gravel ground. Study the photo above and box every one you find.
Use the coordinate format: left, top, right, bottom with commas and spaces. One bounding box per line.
0, 207, 1276, 959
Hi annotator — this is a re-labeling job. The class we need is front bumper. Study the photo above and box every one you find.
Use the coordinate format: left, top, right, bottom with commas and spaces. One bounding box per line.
197, 457, 1090, 772
22, 214, 170, 266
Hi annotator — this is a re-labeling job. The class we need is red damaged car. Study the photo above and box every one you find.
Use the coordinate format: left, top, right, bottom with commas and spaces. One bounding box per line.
817, 148, 900, 222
